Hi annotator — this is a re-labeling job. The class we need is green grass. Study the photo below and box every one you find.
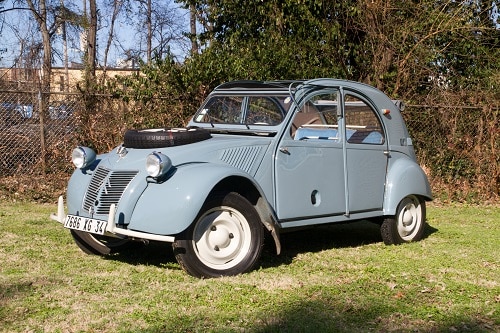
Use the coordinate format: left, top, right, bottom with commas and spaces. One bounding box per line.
0, 203, 498, 332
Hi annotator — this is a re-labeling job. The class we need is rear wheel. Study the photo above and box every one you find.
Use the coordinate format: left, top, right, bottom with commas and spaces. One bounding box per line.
70, 230, 130, 255
381, 195, 426, 245
173, 192, 264, 278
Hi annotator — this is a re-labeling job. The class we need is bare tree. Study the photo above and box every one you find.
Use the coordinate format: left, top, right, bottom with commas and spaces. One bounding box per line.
131, 0, 188, 62
0, 0, 6, 45
102, 0, 123, 75
24, 0, 53, 90
2, 1, 84, 89
0, 10, 38, 73
151, 2, 186, 57
134, 0, 153, 63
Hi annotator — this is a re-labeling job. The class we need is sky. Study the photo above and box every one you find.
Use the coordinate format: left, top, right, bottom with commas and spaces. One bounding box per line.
0, 0, 189, 68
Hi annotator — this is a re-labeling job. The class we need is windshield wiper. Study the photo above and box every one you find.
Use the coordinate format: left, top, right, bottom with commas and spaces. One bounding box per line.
208, 127, 277, 137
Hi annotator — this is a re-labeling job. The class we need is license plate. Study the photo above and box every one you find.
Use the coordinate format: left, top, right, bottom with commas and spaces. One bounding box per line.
64, 215, 108, 235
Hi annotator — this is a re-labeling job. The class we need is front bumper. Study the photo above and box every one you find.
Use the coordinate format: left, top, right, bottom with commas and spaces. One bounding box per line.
50, 196, 176, 243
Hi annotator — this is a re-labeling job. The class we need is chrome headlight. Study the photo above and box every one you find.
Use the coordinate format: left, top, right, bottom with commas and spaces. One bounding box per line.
72, 146, 96, 169
146, 152, 172, 178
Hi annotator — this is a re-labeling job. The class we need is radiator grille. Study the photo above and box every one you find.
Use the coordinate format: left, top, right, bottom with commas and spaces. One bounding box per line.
83, 166, 138, 215
219, 146, 263, 174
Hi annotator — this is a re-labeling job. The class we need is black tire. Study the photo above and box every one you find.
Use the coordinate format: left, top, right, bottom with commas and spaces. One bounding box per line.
381, 195, 426, 245
173, 192, 264, 278
123, 127, 211, 149
70, 230, 130, 255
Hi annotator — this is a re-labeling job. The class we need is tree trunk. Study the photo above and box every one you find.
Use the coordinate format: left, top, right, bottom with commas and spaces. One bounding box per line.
103, 0, 121, 78
190, 4, 198, 55
147, 0, 152, 63
85, 0, 98, 88
60, 0, 69, 92
25, 0, 51, 174
25, 0, 51, 90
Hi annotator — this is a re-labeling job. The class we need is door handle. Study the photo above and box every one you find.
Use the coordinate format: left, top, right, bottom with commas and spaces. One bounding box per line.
279, 147, 290, 155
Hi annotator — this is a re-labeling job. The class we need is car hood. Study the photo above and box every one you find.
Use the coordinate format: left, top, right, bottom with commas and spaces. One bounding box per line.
96, 134, 274, 176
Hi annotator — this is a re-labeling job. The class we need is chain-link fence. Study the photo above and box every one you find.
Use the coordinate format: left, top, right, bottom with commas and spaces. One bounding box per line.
0, 89, 81, 176
403, 104, 498, 201
1, 89, 498, 202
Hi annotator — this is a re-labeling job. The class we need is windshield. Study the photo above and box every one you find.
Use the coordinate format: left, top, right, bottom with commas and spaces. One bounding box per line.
193, 94, 292, 126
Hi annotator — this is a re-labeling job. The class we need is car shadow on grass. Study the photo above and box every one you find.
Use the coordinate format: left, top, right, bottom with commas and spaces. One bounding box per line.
138, 298, 494, 333
260, 220, 438, 269
103, 220, 438, 271
104, 240, 178, 268
260, 220, 382, 269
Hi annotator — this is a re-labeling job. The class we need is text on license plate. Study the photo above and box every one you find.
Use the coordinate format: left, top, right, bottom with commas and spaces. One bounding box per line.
64, 215, 108, 235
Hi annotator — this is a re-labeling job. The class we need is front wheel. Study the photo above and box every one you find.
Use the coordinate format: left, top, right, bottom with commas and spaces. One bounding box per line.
70, 230, 130, 255
173, 192, 264, 278
381, 195, 426, 245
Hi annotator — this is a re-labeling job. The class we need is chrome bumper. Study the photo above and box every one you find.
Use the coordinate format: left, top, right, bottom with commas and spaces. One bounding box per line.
50, 196, 176, 243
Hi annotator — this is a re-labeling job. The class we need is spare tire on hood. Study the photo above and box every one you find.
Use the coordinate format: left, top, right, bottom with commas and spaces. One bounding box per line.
123, 127, 211, 149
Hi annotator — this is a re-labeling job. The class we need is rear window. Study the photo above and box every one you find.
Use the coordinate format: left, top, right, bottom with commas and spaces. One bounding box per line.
345, 95, 385, 145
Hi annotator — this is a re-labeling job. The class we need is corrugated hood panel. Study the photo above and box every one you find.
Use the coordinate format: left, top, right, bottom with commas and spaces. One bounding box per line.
97, 135, 272, 175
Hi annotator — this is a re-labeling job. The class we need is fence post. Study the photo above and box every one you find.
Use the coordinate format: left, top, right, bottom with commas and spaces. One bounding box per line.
38, 90, 46, 175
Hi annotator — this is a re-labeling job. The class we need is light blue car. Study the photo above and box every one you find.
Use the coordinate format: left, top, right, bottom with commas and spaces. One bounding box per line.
51, 79, 432, 278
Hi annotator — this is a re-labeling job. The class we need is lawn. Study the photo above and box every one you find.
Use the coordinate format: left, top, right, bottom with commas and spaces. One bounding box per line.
0, 203, 498, 332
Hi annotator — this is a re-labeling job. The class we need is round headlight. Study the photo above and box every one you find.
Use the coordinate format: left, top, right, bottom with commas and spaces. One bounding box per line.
146, 152, 172, 178
72, 146, 96, 169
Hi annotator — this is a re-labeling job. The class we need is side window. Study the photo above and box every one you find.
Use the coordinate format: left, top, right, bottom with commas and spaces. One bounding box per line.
196, 96, 243, 124
344, 95, 385, 145
291, 91, 339, 141
246, 97, 284, 125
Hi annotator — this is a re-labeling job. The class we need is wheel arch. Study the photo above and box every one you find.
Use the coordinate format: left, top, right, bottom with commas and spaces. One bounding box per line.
210, 176, 282, 255
128, 164, 281, 254
383, 157, 433, 216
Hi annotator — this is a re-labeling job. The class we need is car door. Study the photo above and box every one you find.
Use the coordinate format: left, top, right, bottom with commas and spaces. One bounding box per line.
343, 92, 388, 214
274, 88, 346, 221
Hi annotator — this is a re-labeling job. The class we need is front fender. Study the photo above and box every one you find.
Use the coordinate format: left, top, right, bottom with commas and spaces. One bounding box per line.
383, 155, 432, 215
128, 163, 260, 235
66, 157, 105, 213
67, 170, 91, 213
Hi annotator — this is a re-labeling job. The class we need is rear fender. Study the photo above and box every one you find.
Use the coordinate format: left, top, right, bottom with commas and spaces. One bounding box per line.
383, 157, 432, 215
128, 163, 271, 236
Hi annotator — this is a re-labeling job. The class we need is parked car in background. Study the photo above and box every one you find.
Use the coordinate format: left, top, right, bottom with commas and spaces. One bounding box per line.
49, 104, 73, 120
51, 79, 432, 278
1, 102, 33, 125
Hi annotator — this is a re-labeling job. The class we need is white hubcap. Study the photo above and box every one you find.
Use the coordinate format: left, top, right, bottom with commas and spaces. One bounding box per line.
193, 207, 251, 270
397, 196, 422, 241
